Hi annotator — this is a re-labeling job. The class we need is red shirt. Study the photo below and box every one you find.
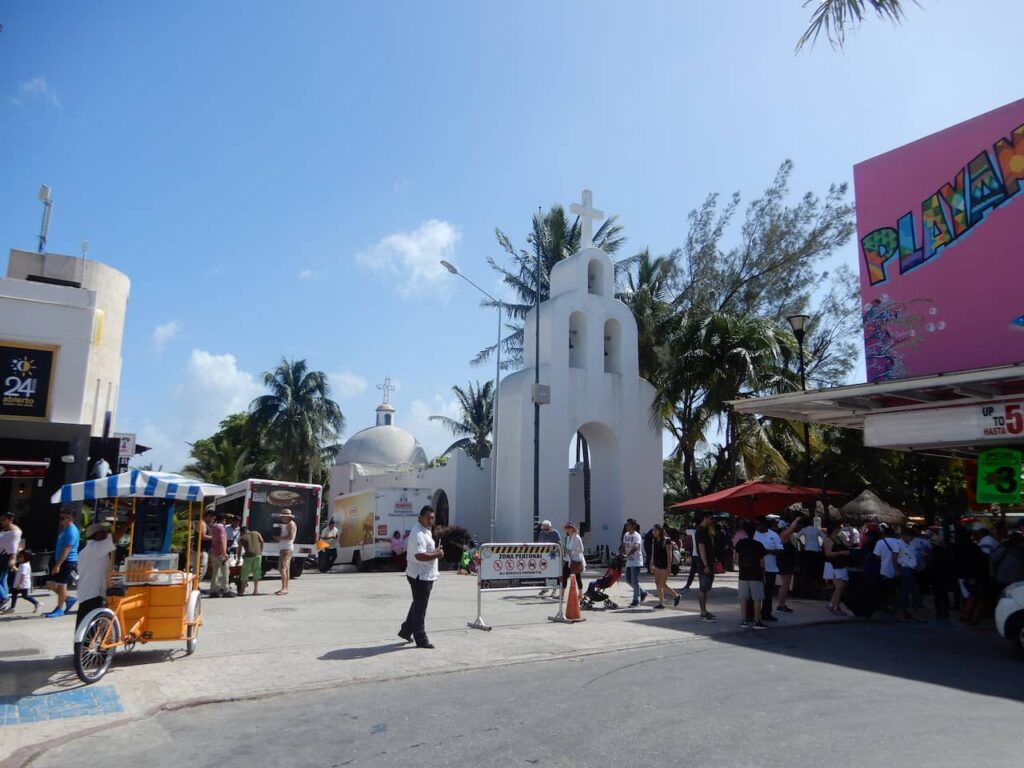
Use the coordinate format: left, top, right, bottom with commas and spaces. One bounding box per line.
210, 524, 227, 557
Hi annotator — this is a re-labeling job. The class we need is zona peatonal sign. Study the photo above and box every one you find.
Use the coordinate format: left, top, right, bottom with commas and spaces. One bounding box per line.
1, 342, 57, 420
478, 543, 562, 589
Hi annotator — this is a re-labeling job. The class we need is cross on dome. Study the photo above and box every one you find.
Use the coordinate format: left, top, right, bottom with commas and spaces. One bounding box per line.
570, 189, 604, 249
377, 376, 395, 404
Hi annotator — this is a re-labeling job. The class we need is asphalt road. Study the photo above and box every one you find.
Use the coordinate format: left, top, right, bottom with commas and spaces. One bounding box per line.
30, 622, 1024, 768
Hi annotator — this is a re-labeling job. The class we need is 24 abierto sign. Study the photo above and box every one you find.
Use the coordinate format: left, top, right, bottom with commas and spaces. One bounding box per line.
976, 448, 1022, 504
1, 342, 56, 420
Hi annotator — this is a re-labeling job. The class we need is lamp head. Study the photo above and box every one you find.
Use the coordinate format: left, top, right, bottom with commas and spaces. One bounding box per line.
786, 313, 810, 341
440, 260, 458, 275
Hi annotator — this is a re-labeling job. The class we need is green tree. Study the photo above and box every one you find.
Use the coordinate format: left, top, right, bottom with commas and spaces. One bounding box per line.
429, 381, 494, 466
617, 248, 677, 383
181, 413, 268, 485
476, 204, 627, 368
248, 358, 345, 482
797, 0, 912, 51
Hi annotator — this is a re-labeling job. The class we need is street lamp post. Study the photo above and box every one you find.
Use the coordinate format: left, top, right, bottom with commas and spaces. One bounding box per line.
441, 260, 501, 543
786, 314, 812, 487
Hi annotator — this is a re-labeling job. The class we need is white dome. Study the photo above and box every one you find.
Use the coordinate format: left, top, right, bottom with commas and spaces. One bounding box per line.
336, 425, 428, 470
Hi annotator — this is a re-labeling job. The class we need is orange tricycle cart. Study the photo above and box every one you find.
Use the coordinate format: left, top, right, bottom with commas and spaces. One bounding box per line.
52, 470, 226, 684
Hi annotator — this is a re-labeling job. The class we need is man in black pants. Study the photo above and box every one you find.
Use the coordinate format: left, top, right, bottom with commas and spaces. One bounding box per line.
682, 527, 701, 589
398, 506, 444, 649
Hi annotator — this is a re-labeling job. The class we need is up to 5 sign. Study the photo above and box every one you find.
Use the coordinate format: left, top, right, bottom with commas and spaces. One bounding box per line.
982, 402, 1024, 437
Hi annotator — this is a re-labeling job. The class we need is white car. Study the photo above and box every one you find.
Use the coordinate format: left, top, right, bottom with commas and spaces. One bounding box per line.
995, 581, 1024, 656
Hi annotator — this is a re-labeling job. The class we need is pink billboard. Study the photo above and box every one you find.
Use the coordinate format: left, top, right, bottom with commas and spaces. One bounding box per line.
854, 98, 1024, 382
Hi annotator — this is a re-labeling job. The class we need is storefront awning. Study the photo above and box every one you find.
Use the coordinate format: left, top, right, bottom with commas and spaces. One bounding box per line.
0, 459, 50, 478
730, 363, 1024, 458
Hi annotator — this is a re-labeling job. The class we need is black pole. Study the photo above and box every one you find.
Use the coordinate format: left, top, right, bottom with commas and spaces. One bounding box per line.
797, 332, 811, 486
532, 210, 542, 533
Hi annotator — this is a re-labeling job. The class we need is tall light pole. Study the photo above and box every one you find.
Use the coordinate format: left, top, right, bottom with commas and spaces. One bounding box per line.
532, 210, 542, 535
441, 260, 501, 543
786, 314, 812, 487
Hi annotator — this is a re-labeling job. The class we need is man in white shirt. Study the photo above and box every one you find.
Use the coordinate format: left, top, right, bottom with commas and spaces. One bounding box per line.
75, 515, 133, 627
753, 517, 783, 622
872, 531, 903, 581
975, 528, 998, 556
398, 506, 444, 649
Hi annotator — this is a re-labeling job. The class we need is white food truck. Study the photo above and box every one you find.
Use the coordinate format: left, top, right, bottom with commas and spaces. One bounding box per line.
212, 479, 323, 578
332, 487, 433, 570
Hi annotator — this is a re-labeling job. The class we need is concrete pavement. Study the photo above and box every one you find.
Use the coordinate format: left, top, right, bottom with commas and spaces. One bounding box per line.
2, 565, 852, 766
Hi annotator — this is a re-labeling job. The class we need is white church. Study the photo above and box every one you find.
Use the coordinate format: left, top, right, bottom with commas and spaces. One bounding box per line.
330, 191, 663, 552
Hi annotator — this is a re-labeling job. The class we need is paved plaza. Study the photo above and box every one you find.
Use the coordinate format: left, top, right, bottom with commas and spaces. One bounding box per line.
0, 566, 864, 765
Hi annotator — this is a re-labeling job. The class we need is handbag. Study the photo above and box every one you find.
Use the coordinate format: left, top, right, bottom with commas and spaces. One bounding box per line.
713, 561, 725, 575
569, 560, 583, 574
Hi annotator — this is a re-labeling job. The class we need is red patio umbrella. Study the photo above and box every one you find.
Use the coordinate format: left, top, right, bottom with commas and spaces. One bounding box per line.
669, 480, 845, 519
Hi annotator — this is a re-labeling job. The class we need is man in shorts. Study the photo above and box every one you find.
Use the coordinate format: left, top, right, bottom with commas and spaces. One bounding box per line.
694, 512, 718, 621
238, 525, 264, 595
45, 511, 80, 618
734, 520, 768, 629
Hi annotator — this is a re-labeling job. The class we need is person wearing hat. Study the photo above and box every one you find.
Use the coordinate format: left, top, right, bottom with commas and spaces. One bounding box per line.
275, 509, 297, 596
74, 513, 134, 627
536, 520, 561, 597
562, 521, 586, 592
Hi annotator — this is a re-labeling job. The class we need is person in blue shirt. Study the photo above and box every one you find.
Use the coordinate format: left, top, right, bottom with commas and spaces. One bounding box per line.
45, 511, 80, 618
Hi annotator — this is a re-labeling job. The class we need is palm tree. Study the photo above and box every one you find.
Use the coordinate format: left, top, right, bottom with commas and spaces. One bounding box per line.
797, 0, 910, 51
617, 248, 677, 383
181, 436, 254, 487
655, 309, 794, 496
475, 205, 628, 368
248, 358, 345, 482
429, 381, 494, 466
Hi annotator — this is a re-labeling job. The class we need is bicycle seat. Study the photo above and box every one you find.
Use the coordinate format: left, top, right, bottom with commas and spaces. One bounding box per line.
106, 584, 127, 597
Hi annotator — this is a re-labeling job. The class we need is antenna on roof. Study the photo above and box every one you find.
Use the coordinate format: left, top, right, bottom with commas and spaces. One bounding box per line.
37, 185, 53, 253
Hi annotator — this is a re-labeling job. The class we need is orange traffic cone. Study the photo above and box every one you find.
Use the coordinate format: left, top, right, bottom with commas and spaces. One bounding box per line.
565, 576, 584, 622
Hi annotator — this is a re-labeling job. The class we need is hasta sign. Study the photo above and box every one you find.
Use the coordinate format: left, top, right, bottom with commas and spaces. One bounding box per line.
1, 343, 56, 419
977, 448, 1022, 504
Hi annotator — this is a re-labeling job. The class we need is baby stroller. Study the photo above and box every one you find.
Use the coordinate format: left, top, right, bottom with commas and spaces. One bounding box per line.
581, 554, 626, 610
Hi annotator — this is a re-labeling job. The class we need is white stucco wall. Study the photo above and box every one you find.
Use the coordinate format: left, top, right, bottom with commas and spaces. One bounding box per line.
330, 449, 492, 543
495, 246, 663, 551
5, 250, 130, 434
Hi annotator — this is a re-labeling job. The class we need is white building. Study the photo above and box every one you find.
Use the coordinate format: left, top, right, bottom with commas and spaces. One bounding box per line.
0, 248, 131, 549
330, 394, 491, 541
494, 195, 663, 551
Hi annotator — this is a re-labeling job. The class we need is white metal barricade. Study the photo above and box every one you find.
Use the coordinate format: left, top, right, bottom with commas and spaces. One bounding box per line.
468, 542, 565, 631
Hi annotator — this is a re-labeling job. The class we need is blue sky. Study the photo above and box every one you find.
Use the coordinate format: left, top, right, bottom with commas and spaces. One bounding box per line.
2, 1, 1019, 470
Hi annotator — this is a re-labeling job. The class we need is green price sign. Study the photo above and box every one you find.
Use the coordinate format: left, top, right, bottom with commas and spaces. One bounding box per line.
977, 448, 1022, 504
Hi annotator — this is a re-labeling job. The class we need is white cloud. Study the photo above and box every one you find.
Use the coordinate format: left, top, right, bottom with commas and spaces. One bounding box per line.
298, 269, 315, 280
405, 395, 462, 461
138, 349, 263, 471
151, 320, 183, 352
16, 76, 61, 108
356, 219, 460, 299
328, 370, 367, 399
393, 178, 410, 192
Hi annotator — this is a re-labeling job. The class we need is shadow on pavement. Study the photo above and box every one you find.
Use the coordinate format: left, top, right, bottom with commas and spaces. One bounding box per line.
319, 643, 409, 661
0, 656, 83, 695
634, 609, 1024, 703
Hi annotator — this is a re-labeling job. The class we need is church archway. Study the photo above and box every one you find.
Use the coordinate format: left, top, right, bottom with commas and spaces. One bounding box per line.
432, 489, 450, 528
604, 318, 622, 374
587, 258, 605, 296
567, 421, 621, 550
569, 311, 586, 369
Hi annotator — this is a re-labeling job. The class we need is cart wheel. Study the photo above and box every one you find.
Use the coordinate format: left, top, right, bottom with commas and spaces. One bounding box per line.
74, 612, 118, 684
186, 594, 202, 656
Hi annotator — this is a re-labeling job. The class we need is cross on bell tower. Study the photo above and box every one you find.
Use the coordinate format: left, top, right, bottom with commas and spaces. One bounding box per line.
377, 376, 395, 404
569, 189, 604, 249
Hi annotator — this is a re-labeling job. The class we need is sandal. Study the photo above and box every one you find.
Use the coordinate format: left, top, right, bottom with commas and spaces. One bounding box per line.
275, 590, 288, 596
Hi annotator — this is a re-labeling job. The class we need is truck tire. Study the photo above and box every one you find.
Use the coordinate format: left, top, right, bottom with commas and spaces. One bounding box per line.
289, 557, 304, 579
352, 551, 366, 572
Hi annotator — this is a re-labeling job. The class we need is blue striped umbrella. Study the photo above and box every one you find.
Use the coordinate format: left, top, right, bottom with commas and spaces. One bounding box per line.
51, 470, 226, 504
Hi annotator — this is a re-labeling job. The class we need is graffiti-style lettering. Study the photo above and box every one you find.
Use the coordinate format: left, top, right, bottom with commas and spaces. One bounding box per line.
994, 123, 1024, 196
862, 228, 899, 285
921, 194, 953, 261
967, 150, 1007, 224
938, 170, 969, 237
897, 212, 921, 276
860, 121, 1023, 285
